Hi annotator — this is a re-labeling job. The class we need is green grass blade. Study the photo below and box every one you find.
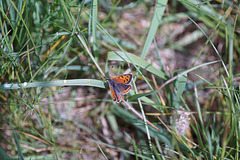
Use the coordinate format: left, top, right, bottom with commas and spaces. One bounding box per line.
141, 0, 168, 58
173, 73, 187, 108
97, 144, 108, 160
11, 127, 24, 160
0, 146, 16, 160
89, 139, 154, 160
91, 0, 99, 60
108, 51, 167, 80
188, 16, 229, 77
1, 79, 105, 90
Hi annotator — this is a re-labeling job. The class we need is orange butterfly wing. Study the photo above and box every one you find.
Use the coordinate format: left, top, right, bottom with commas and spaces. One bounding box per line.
111, 74, 133, 84
110, 84, 122, 103
108, 83, 117, 102
107, 74, 133, 103
116, 95, 122, 103
121, 85, 131, 95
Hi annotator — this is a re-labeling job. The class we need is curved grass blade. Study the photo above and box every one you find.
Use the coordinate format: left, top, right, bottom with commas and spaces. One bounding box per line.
158, 60, 220, 90
108, 51, 167, 80
173, 72, 187, 108
127, 91, 156, 101
141, 0, 168, 59
1, 79, 105, 90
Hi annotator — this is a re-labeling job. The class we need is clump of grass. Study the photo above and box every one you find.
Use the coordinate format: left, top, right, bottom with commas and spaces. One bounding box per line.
1, 0, 240, 159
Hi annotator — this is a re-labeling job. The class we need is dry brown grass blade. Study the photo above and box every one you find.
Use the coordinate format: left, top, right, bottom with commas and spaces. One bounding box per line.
18, 131, 52, 146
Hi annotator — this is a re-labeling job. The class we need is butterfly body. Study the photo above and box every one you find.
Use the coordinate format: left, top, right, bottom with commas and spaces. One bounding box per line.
106, 74, 133, 103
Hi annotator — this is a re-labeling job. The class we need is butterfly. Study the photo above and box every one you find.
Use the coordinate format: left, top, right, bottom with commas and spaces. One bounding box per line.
106, 74, 133, 103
